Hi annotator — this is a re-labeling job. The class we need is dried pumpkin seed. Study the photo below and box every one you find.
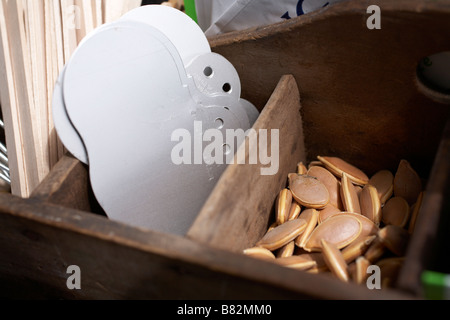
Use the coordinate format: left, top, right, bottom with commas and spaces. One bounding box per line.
355, 185, 363, 199
378, 225, 410, 256
297, 162, 308, 175
267, 221, 278, 233
243, 247, 276, 260
304, 214, 362, 252
288, 173, 330, 209
382, 196, 410, 228
297, 252, 327, 269
317, 156, 369, 186
274, 256, 317, 270
378, 257, 405, 288
318, 204, 341, 224
341, 235, 377, 263
321, 239, 349, 282
288, 200, 301, 221
394, 159, 422, 205
340, 173, 361, 214
276, 188, 292, 225
408, 191, 424, 234
307, 165, 343, 210
295, 209, 319, 248
354, 256, 370, 285
308, 160, 324, 169
256, 219, 307, 251
338, 212, 378, 240
364, 236, 386, 263
277, 240, 295, 258
369, 170, 394, 204
360, 184, 382, 226
306, 266, 321, 274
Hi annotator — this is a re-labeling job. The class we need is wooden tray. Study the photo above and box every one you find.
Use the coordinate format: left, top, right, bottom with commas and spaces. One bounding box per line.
1, 0, 449, 299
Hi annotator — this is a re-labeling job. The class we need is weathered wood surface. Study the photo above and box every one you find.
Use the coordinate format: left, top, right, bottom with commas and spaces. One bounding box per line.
1, 0, 449, 299
188, 75, 306, 252
397, 117, 450, 296
205, 0, 450, 297
30, 154, 92, 212
209, 0, 450, 179
0, 193, 412, 299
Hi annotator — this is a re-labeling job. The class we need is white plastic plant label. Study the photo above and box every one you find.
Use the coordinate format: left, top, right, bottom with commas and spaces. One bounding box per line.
195, 0, 344, 36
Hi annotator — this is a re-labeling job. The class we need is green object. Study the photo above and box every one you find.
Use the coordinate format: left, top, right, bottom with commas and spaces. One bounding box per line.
184, 0, 198, 23
422, 270, 450, 300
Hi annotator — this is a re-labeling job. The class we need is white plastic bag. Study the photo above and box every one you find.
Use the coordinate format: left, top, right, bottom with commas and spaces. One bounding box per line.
195, 0, 344, 36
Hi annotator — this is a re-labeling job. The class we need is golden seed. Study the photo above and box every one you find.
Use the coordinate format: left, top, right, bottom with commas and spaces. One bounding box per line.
341, 235, 377, 263
277, 241, 295, 258
308, 160, 324, 169
354, 256, 371, 285
267, 221, 278, 233
378, 257, 405, 288
274, 256, 317, 271
348, 261, 357, 280
243, 247, 276, 260
360, 184, 382, 226
297, 162, 308, 175
378, 225, 410, 256
275, 188, 292, 225
369, 170, 394, 204
321, 239, 349, 282
393, 159, 422, 205
288, 173, 330, 209
364, 236, 386, 263
306, 266, 321, 274
295, 209, 319, 248
382, 196, 410, 228
318, 204, 341, 224
288, 200, 301, 221
256, 219, 307, 251
355, 185, 363, 199
307, 165, 343, 210
338, 212, 379, 240
340, 173, 361, 214
296, 252, 327, 269
304, 214, 362, 252
317, 156, 369, 186
293, 246, 309, 256
408, 191, 424, 234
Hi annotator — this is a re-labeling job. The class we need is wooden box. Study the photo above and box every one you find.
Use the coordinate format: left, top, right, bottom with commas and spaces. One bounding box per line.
0, 0, 449, 299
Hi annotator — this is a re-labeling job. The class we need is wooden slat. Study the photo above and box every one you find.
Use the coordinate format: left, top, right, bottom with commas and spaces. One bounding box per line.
75, 0, 95, 43
61, 0, 79, 64
103, 0, 141, 24
92, 0, 103, 28
30, 154, 92, 212
26, 0, 49, 175
0, 0, 28, 196
0, 192, 412, 299
0, 0, 45, 196
187, 75, 306, 252
397, 116, 450, 295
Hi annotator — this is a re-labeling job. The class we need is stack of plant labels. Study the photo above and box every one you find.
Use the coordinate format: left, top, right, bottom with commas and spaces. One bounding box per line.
53, 5, 259, 234
0, 0, 142, 197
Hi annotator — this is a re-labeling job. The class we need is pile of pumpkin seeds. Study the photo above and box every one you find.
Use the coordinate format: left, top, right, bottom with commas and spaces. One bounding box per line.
243, 156, 425, 288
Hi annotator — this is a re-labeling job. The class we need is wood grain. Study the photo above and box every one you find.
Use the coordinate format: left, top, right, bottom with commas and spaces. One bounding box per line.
187, 75, 306, 252
397, 117, 450, 295
209, 0, 450, 179
0, 192, 412, 299
0, 0, 449, 300
30, 154, 92, 212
